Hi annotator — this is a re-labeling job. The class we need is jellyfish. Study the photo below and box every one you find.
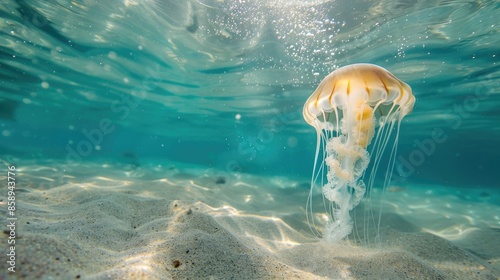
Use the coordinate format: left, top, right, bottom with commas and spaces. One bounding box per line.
303, 63, 415, 243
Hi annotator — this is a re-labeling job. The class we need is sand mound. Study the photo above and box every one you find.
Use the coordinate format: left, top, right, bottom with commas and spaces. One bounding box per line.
1, 162, 498, 279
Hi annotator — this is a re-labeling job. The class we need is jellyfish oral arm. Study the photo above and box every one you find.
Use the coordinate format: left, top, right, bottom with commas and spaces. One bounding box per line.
321, 128, 370, 242
317, 98, 374, 243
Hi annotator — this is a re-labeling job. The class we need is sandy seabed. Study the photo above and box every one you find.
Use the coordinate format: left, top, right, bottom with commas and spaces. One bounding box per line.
0, 160, 498, 279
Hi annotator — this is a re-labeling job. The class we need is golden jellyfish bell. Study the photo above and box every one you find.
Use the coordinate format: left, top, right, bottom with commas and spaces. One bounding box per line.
303, 63, 415, 244
304, 63, 415, 147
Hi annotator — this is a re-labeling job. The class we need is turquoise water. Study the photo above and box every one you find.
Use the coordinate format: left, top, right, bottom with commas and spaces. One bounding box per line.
0, 3, 498, 195
1, 1, 499, 188
1, 1, 500, 278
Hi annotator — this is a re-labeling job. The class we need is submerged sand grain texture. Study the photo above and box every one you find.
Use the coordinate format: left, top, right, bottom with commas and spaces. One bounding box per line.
0, 164, 498, 279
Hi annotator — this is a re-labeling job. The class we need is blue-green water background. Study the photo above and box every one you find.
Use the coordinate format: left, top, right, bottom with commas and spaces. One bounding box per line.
0, 0, 499, 188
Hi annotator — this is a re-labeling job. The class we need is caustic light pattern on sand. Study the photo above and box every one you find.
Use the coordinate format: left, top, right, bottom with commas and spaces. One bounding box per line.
303, 63, 415, 243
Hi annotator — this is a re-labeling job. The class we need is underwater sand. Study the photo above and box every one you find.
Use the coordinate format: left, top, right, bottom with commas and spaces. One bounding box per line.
1, 160, 499, 279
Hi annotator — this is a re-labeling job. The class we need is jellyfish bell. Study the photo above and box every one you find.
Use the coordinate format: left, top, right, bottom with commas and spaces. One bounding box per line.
303, 63, 415, 244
